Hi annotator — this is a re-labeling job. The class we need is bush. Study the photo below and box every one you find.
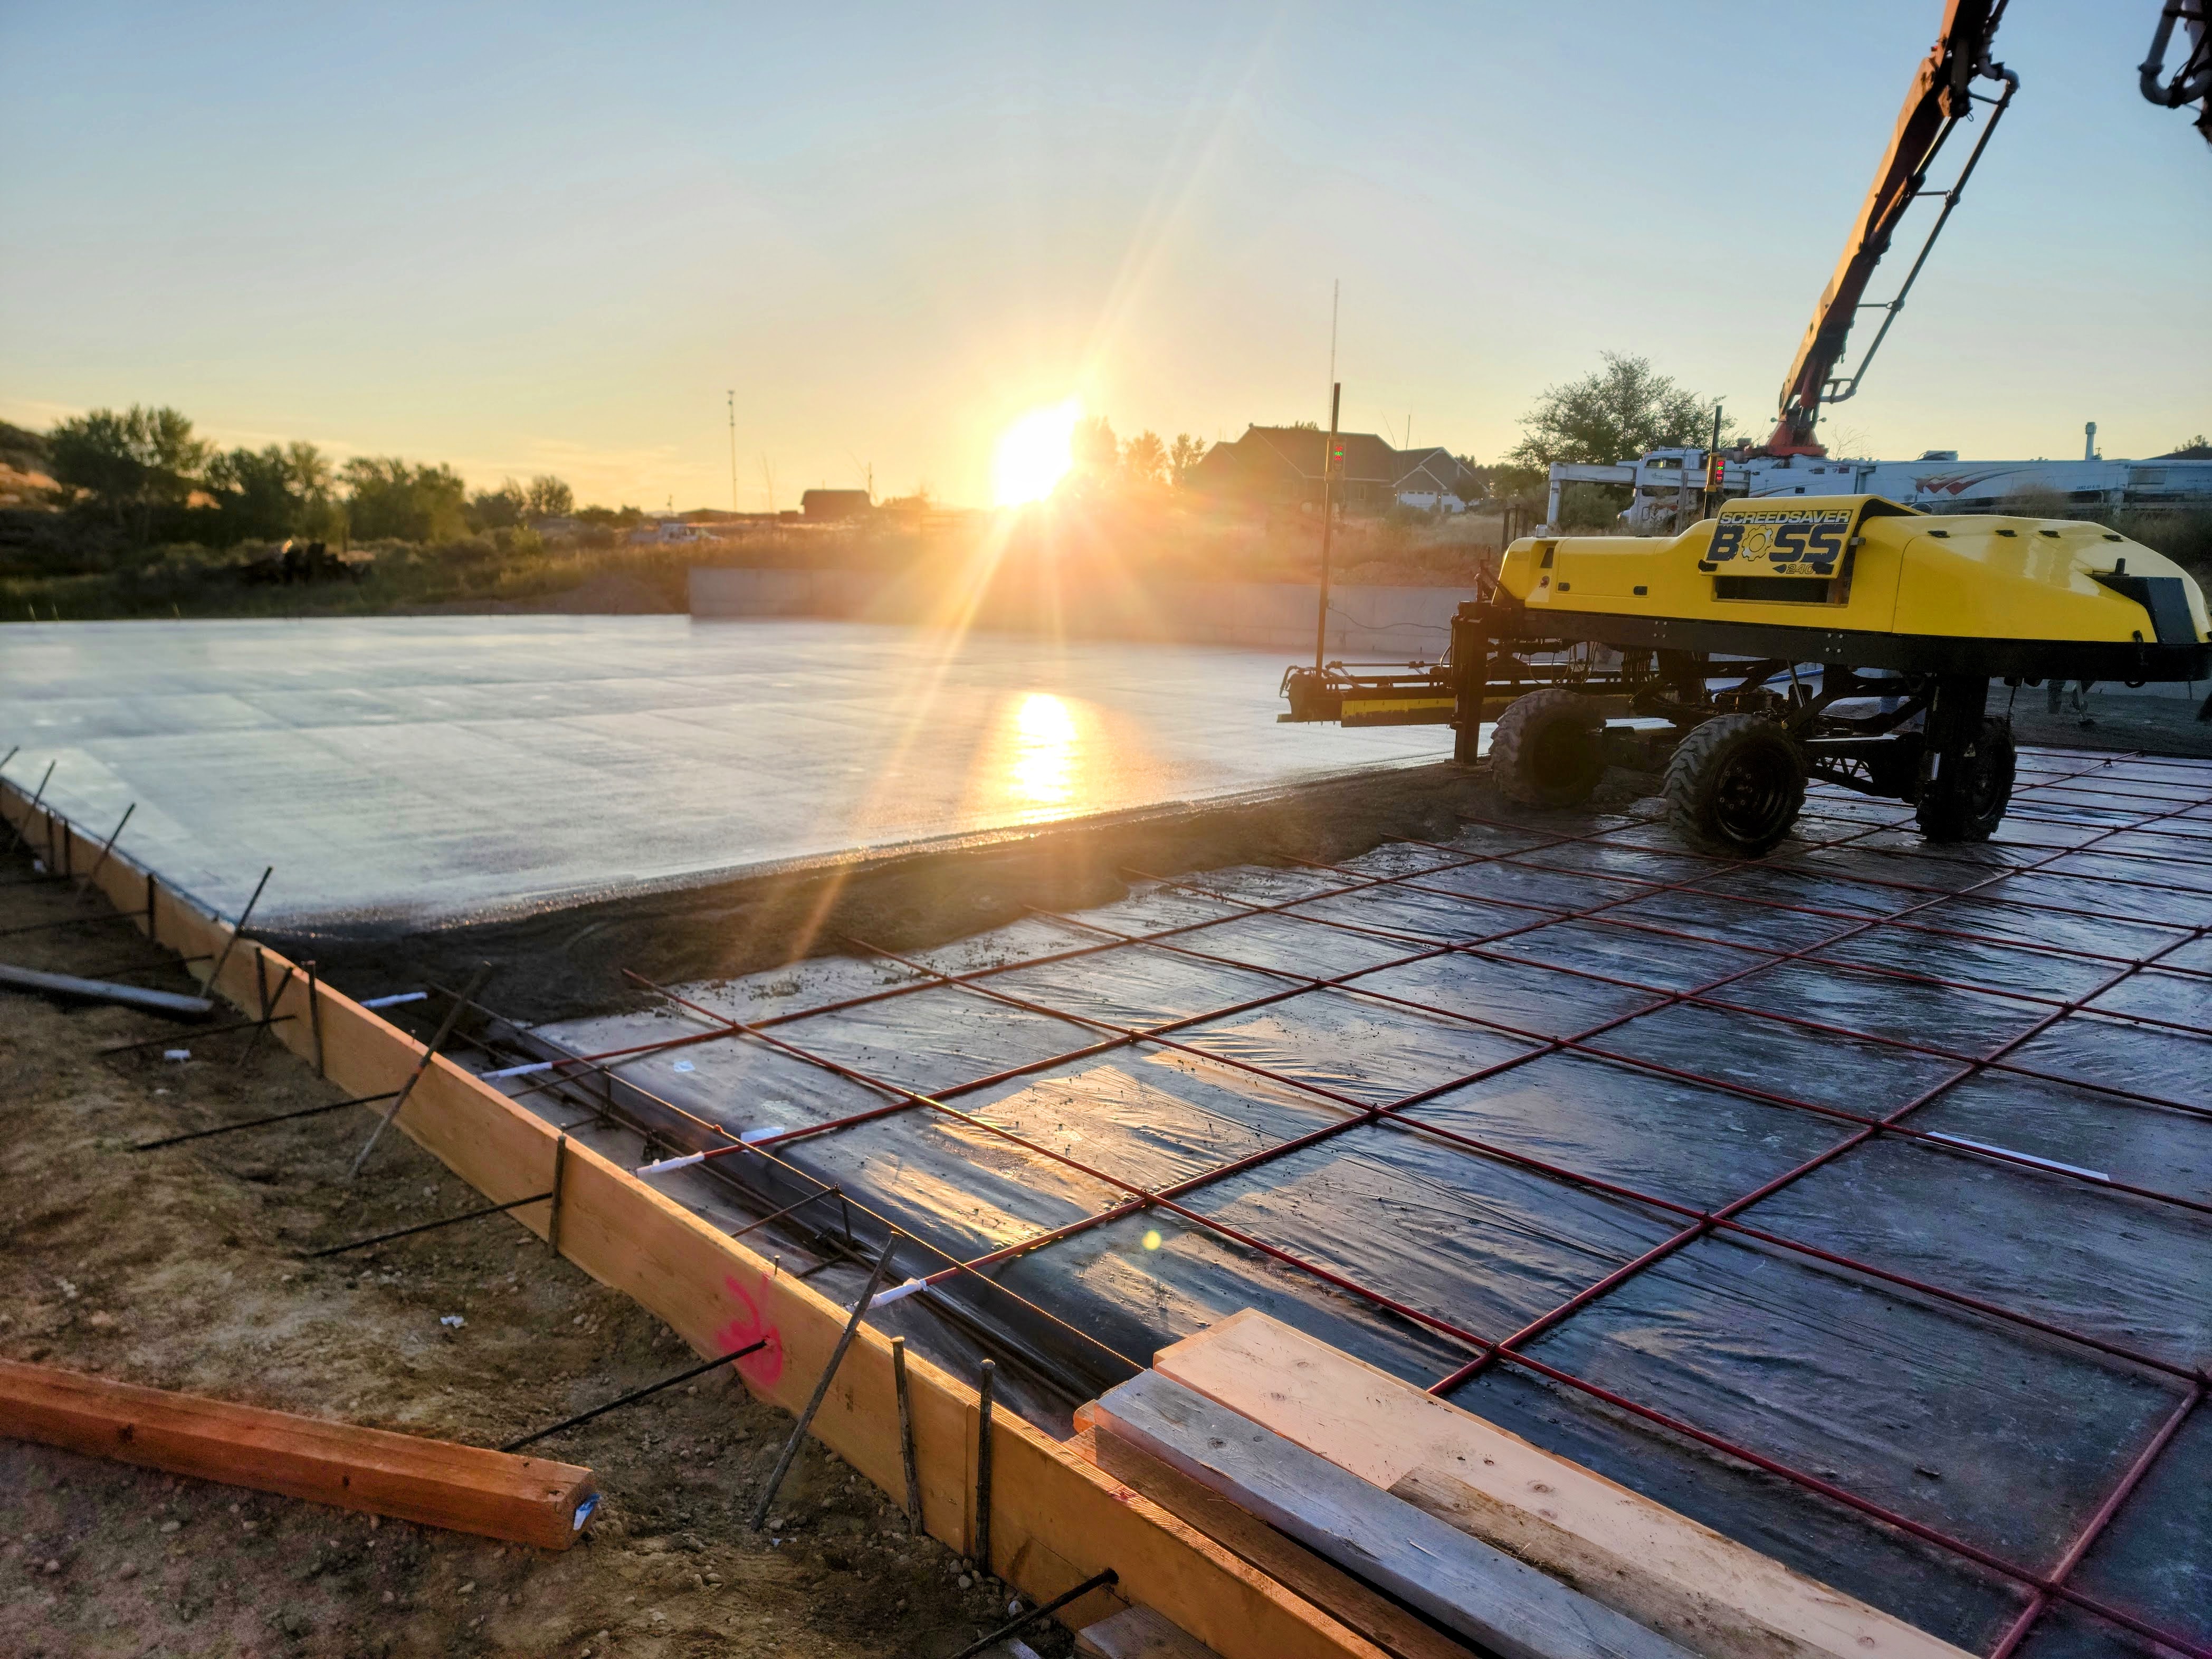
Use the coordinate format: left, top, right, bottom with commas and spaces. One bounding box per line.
1557, 482, 1631, 530
2110, 509, 2212, 581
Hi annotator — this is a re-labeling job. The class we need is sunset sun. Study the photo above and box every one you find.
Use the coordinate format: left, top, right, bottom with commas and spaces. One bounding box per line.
990, 398, 1080, 507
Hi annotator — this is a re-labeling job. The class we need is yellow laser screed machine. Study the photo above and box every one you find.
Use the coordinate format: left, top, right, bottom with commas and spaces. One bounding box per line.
1280, 497, 2211, 856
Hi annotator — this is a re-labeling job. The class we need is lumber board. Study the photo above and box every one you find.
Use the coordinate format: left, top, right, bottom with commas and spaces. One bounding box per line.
1072, 1425, 1475, 1659
1090, 1369, 1692, 1659
1155, 1310, 1970, 1659
0, 1358, 594, 1549
1078, 1604, 1224, 1659
0, 775, 1382, 1659
0, 960, 215, 1018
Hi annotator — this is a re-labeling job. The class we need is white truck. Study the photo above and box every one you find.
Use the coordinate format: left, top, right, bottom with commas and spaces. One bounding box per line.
1548, 440, 2212, 533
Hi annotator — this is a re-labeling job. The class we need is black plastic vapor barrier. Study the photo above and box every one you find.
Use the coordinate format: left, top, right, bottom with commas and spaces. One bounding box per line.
508, 749, 2211, 1658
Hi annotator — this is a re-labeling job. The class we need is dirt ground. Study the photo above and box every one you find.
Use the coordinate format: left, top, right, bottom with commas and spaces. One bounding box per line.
0, 849, 1065, 1659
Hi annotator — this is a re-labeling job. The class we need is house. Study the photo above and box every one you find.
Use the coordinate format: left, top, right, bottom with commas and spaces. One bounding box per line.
1391, 447, 1483, 513
800, 488, 873, 522
1185, 426, 1482, 513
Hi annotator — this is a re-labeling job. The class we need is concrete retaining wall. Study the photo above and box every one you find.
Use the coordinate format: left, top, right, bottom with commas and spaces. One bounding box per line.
688, 566, 1476, 657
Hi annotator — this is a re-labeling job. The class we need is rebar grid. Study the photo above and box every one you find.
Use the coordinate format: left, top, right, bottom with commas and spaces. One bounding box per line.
580, 748, 2209, 1655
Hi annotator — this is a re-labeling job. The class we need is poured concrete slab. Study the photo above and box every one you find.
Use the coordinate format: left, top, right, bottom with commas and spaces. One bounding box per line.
0, 616, 1448, 926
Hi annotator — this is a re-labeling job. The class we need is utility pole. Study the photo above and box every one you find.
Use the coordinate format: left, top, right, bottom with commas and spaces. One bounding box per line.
1701, 403, 1725, 520
727, 392, 739, 513
1313, 382, 1342, 674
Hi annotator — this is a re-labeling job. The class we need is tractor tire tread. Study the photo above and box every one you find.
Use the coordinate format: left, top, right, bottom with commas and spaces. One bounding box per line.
1491, 687, 1606, 807
1915, 716, 2016, 843
1664, 713, 1807, 858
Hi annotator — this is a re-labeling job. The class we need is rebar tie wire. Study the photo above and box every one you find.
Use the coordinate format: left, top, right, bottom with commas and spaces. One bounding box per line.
302, 1190, 555, 1259
501, 1339, 770, 1454
131, 1088, 403, 1152
348, 961, 495, 1180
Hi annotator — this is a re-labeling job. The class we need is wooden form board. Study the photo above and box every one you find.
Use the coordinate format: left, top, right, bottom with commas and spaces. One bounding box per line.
1072, 1424, 1476, 1659
1155, 1310, 1971, 1659
1090, 1370, 1692, 1659
0, 779, 1379, 1659
0, 1358, 595, 1548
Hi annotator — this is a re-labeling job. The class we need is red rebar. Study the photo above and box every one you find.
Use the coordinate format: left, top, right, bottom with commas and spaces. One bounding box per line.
567, 747, 2211, 1657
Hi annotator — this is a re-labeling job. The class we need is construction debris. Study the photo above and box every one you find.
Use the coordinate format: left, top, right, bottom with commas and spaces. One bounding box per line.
0, 1358, 597, 1549
0, 959, 213, 1019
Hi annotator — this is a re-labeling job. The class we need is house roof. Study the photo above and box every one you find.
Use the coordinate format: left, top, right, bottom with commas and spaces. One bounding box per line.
1393, 447, 1478, 494
1188, 427, 1478, 497
1189, 426, 1401, 488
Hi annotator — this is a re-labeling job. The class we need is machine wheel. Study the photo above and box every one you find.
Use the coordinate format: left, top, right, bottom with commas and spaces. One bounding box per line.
1491, 688, 1606, 807
1915, 716, 2015, 843
1665, 715, 1807, 857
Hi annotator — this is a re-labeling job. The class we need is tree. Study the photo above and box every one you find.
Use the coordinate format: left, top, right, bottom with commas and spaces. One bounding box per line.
342, 456, 468, 543
1169, 434, 1207, 483
47, 405, 212, 541
2160, 434, 2212, 460
1121, 431, 1168, 490
524, 474, 574, 517
469, 478, 527, 531
205, 445, 298, 542
1504, 353, 1716, 473
199, 440, 336, 544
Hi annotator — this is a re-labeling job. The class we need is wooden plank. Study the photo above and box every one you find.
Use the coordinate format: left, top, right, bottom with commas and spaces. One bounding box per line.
0, 959, 215, 1018
1090, 1369, 1692, 1659
0, 774, 1384, 1659
0, 1357, 595, 1549
1078, 1604, 1224, 1659
1071, 1424, 1476, 1659
1155, 1310, 1969, 1659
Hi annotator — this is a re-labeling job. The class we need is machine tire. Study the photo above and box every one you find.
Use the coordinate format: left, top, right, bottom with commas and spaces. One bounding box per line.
1491, 688, 1606, 807
1915, 716, 2015, 843
1665, 715, 1807, 858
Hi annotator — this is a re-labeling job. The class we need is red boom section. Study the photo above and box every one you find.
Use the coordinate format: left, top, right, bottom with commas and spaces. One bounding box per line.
1768, 0, 2004, 456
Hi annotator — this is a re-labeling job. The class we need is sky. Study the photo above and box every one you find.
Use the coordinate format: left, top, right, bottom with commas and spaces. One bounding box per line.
3, 2, 2207, 510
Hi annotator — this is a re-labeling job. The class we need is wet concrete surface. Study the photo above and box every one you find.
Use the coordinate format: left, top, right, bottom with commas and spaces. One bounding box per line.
0, 616, 1448, 926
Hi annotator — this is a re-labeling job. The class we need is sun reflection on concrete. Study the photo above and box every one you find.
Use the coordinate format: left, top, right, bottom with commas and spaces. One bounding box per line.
1006, 691, 1080, 817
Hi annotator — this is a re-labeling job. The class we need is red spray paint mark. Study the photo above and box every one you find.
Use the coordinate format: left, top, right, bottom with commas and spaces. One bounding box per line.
713, 1271, 785, 1388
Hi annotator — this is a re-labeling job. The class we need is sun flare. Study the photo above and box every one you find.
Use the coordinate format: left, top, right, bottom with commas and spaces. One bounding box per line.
991, 399, 1080, 507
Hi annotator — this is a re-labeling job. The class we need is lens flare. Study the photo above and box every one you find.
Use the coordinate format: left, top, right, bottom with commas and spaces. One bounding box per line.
991, 399, 1080, 507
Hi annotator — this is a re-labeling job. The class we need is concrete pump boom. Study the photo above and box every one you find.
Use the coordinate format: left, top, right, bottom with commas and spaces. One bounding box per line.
1766, 0, 2015, 458
2140, 1, 2212, 141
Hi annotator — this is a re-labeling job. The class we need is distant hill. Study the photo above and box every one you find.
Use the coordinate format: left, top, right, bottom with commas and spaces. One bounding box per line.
0, 420, 60, 509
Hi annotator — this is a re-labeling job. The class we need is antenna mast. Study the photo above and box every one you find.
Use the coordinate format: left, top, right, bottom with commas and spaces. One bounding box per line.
1327, 279, 1339, 393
